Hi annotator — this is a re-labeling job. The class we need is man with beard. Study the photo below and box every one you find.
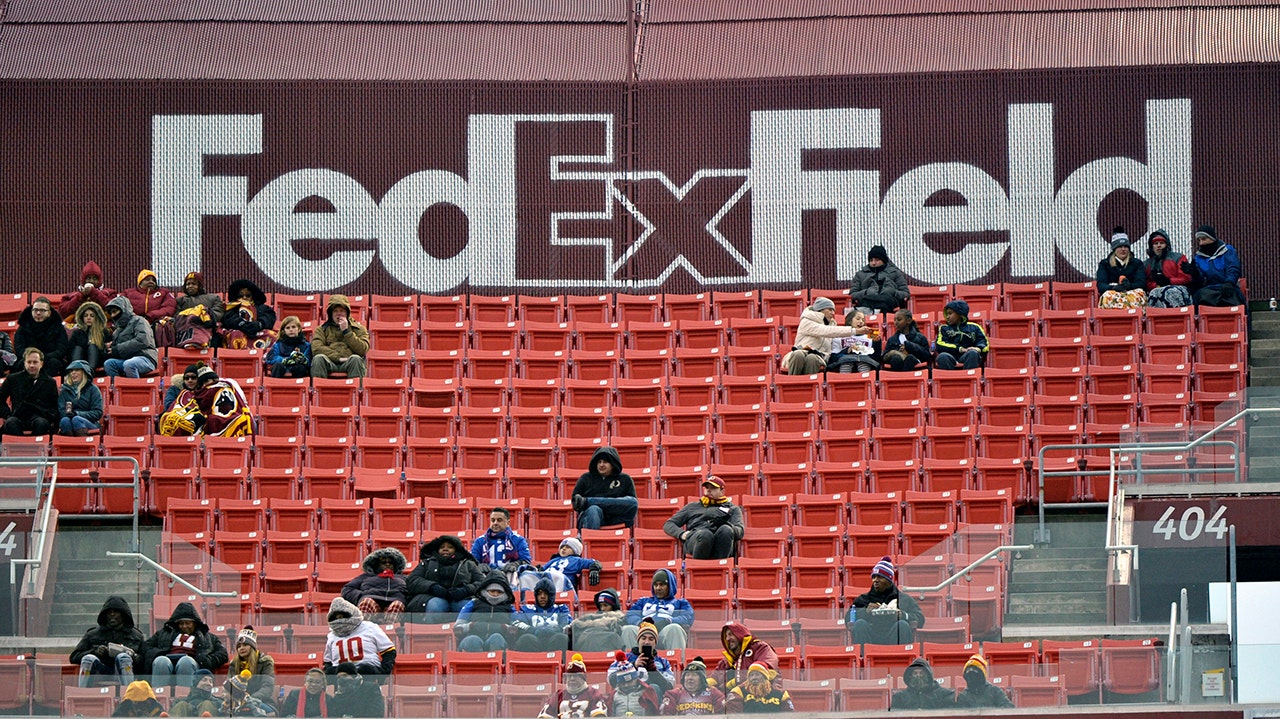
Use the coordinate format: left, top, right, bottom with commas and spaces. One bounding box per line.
660, 658, 725, 715
10, 297, 69, 376
846, 557, 925, 646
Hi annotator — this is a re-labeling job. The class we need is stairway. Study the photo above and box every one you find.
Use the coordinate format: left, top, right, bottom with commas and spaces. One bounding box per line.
46, 525, 160, 639
1002, 513, 1109, 630
1247, 308, 1280, 478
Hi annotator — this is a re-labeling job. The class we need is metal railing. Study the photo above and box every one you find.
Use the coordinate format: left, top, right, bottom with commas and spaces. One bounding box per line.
105, 551, 239, 600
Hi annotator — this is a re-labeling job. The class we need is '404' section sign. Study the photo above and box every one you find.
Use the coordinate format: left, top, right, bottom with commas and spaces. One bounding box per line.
1129, 496, 1280, 549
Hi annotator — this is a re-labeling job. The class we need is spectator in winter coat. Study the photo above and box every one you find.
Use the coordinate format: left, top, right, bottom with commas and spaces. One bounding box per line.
881, 309, 931, 372
934, 299, 988, 370
607, 653, 663, 716
112, 680, 165, 717
327, 662, 385, 718
623, 570, 693, 650
847, 557, 926, 646
341, 548, 409, 617
58, 360, 103, 436
0, 347, 59, 436
780, 297, 857, 375
0, 329, 13, 372
311, 294, 369, 378
717, 621, 779, 692
173, 272, 223, 349
891, 658, 956, 710
1190, 224, 1246, 307
518, 536, 602, 593
572, 446, 639, 530
265, 316, 311, 378
514, 576, 573, 651
660, 657, 726, 716
168, 670, 221, 716
1143, 229, 1194, 308
726, 663, 794, 714
406, 534, 486, 620
58, 260, 117, 325
121, 269, 177, 326
455, 571, 521, 652
70, 595, 146, 687
537, 653, 612, 719
322, 597, 396, 677
569, 588, 627, 653
663, 475, 745, 560
1097, 229, 1148, 308
954, 654, 1014, 708
279, 668, 331, 718
11, 297, 70, 376
618, 618, 676, 694
142, 601, 228, 688
221, 279, 278, 350
224, 627, 277, 710
470, 506, 531, 571
849, 245, 910, 314
826, 308, 881, 374
69, 301, 109, 373
103, 296, 159, 378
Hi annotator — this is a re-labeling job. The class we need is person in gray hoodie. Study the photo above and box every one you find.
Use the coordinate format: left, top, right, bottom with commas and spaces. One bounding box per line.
103, 296, 158, 378
890, 658, 956, 710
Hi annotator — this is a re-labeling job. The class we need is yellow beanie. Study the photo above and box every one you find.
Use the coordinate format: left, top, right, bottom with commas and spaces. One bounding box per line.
963, 654, 989, 679
137, 269, 157, 286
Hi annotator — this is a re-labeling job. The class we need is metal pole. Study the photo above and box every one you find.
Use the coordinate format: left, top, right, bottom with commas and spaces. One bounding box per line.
1167, 602, 1178, 702
1179, 588, 1191, 705
1229, 525, 1238, 704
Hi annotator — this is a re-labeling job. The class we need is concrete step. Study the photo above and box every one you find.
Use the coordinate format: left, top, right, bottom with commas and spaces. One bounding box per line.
1008, 593, 1106, 611
1250, 315, 1280, 339
1249, 367, 1280, 385
1250, 338, 1280, 366
1009, 578, 1107, 593
1004, 611, 1109, 625
1011, 558, 1107, 575
1246, 457, 1280, 478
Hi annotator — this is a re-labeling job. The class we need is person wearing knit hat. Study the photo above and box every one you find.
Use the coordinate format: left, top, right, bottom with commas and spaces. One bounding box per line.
538, 653, 611, 718
568, 587, 627, 653
662, 477, 745, 560
168, 669, 220, 716
113, 679, 166, 717
622, 569, 694, 651
846, 556, 926, 646
322, 596, 397, 677
517, 529, 605, 594
661, 657, 726, 715
1097, 225, 1149, 309
781, 296, 860, 375
220, 279, 278, 350
935, 298, 988, 370
225, 625, 277, 710
121, 268, 177, 326
850, 244, 910, 314
328, 661, 386, 718
572, 446, 639, 530
726, 662, 794, 713
956, 653, 1014, 708
311, 293, 370, 378
174, 271, 224, 349
619, 616, 678, 694
607, 650, 663, 716
1190, 223, 1246, 307
57, 260, 117, 328
1142, 229, 1194, 308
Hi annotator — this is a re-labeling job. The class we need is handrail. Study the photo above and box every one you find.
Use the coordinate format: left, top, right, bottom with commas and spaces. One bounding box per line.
105, 551, 239, 599
898, 544, 1032, 594
0, 454, 141, 552
9, 459, 59, 593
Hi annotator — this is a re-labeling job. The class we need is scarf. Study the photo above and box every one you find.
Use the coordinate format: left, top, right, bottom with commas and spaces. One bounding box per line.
295, 689, 328, 718
329, 615, 361, 637
701, 495, 731, 507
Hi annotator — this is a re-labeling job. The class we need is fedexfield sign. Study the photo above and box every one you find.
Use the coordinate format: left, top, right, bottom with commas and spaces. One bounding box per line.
152, 100, 1191, 293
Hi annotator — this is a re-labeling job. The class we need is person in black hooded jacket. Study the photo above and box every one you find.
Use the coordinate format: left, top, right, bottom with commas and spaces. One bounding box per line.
142, 601, 228, 688
340, 547, 409, 617
221, 279, 278, 349
572, 446, 639, 530
849, 245, 910, 314
70, 596, 147, 687
405, 534, 486, 620
891, 658, 956, 710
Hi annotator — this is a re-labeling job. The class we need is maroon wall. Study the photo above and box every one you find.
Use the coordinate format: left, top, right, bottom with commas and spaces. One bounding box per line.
3, 64, 1276, 298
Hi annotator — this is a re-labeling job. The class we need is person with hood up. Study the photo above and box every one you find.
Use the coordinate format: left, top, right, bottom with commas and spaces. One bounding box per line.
70, 595, 146, 687
568, 588, 626, 653
607, 652, 663, 716
405, 534, 485, 620
111, 680, 165, 717
725, 663, 794, 714
310, 294, 369, 378
890, 657, 956, 710
340, 547, 409, 618
518, 536, 603, 593
1142, 229, 1194, 308
847, 557, 926, 646
470, 506, 531, 572
142, 601, 228, 688
58, 360, 103, 436
224, 627, 277, 711
265, 315, 312, 378
954, 653, 1014, 708
10, 296, 69, 376
572, 446, 639, 530
1189, 224, 1246, 307
327, 662, 385, 718
780, 297, 857, 375
537, 653, 611, 719
454, 571, 521, 652
618, 618, 675, 694
221, 279, 278, 350
934, 299, 988, 370
173, 271, 223, 349
622, 569, 693, 650
514, 575, 573, 651
661, 657, 726, 715
849, 245, 910, 314
0, 347, 58, 436
121, 269, 177, 326
322, 597, 396, 677
717, 622, 779, 692
58, 260, 117, 324
1097, 228, 1148, 308
880, 308, 931, 372
280, 668, 331, 718
168, 669, 221, 716
663, 475, 745, 560
68, 301, 109, 372
103, 295, 159, 378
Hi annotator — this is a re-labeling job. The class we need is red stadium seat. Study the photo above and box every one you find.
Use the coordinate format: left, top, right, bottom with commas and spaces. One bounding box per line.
564, 294, 613, 324
614, 294, 663, 324
988, 310, 1038, 340
1040, 308, 1090, 339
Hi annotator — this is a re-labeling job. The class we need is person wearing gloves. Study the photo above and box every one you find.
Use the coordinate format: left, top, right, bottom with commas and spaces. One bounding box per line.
310, 294, 369, 378
572, 446, 639, 530
470, 506, 531, 572
57, 360, 103, 436
111, 680, 165, 717
454, 571, 521, 652
846, 556, 926, 646
780, 297, 857, 375
622, 570, 693, 650
1189, 224, 1246, 307
58, 260, 117, 325
121, 269, 176, 326
340, 548, 409, 617
322, 597, 396, 678
513, 575, 573, 652
405, 534, 485, 620
663, 476, 745, 560
69, 595, 145, 687
1096, 228, 1148, 308
168, 669, 221, 716
537, 653, 611, 719
224, 627, 277, 711
327, 662, 385, 718
660, 657, 726, 715
0, 347, 59, 436
222, 668, 277, 717
221, 279, 278, 350
934, 299, 988, 370
606, 652, 663, 716
518, 536, 603, 593
103, 295, 159, 378
568, 588, 627, 653
725, 663, 794, 713
141, 601, 228, 688
617, 618, 676, 695
848, 244, 910, 314
954, 653, 1014, 708
890, 658, 956, 710
1143, 229, 1194, 308
718, 621, 779, 692
265, 315, 312, 378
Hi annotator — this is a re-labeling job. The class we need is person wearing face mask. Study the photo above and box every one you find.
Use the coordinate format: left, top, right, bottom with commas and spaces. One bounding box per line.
1188, 224, 1246, 307
322, 597, 396, 678
1096, 228, 1148, 308
454, 571, 521, 652
890, 658, 956, 710
660, 657, 726, 715
327, 663, 385, 718
954, 653, 1014, 708
537, 653, 611, 718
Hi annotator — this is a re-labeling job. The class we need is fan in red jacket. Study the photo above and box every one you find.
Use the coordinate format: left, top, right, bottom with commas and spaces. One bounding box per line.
716, 621, 779, 691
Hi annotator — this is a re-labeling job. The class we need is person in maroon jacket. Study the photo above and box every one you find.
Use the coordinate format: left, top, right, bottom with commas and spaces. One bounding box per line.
58, 260, 117, 321
716, 621, 779, 692
120, 269, 177, 326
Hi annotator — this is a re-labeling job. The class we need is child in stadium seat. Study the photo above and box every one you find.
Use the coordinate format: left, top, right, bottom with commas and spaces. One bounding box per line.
265, 315, 312, 378
934, 299, 988, 370
518, 536, 603, 593
607, 651, 663, 716
881, 309, 930, 372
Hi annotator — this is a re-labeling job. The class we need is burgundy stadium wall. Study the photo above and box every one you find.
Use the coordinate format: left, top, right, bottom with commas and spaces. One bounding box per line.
3, 63, 1276, 298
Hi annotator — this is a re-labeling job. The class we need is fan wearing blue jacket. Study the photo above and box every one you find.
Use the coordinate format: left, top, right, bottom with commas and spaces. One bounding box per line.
518, 536, 602, 593
513, 576, 572, 652
470, 506, 531, 572
622, 569, 692, 650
